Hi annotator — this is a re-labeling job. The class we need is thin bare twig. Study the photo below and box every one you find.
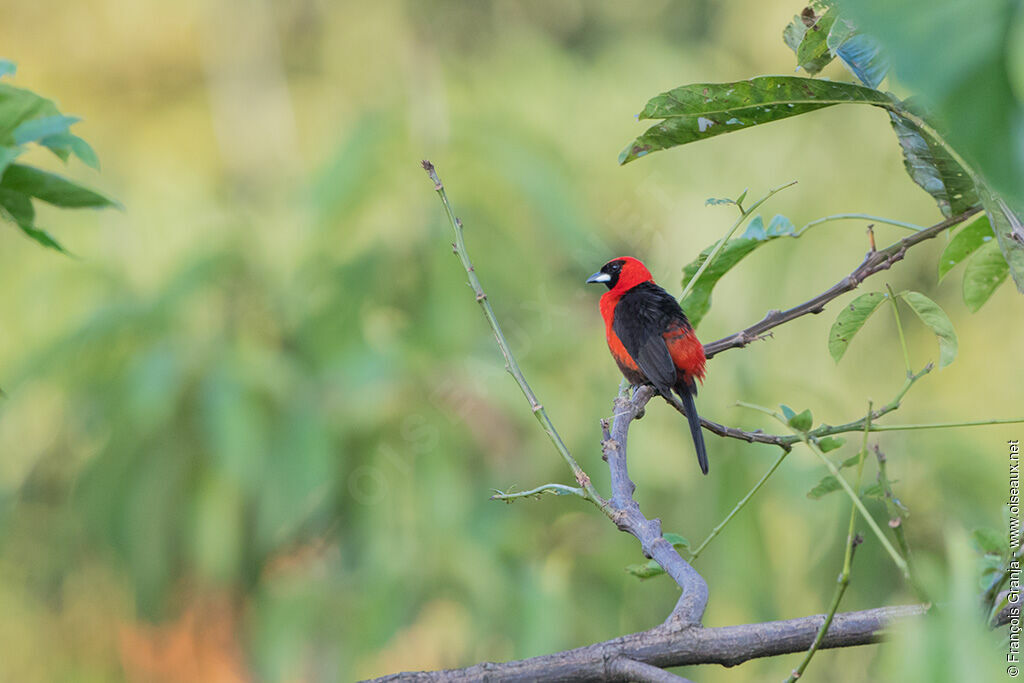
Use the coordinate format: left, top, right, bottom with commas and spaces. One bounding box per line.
703, 206, 982, 359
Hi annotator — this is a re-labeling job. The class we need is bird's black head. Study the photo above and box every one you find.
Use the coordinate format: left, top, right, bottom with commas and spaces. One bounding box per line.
585, 259, 626, 290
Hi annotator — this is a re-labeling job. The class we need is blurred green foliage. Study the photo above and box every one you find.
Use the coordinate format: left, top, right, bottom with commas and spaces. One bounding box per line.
0, 1, 1022, 681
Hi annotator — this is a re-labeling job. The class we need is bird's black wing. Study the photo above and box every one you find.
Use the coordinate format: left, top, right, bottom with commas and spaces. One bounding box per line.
612, 282, 686, 394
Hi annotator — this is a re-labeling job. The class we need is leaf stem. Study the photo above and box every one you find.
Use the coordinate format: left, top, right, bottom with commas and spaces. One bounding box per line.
689, 448, 789, 562
885, 284, 912, 376
796, 213, 924, 236
422, 161, 608, 510
737, 402, 910, 579
490, 483, 587, 502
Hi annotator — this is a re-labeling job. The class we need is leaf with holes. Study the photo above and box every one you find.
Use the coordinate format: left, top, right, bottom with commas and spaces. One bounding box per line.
619, 76, 894, 164
899, 291, 958, 368
828, 291, 886, 363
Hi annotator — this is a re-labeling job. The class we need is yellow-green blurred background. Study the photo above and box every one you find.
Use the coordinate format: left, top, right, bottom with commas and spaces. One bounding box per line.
1, 1, 1022, 681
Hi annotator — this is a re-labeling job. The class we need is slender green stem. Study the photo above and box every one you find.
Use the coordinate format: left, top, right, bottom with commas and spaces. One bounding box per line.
689, 448, 790, 562
490, 483, 587, 502
737, 402, 910, 579
885, 284, 912, 376
868, 417, 1024, 431
680, 180, 797, 301
785, 534, 859, 683
422, 161, 608, 510
796, 213, 924, 236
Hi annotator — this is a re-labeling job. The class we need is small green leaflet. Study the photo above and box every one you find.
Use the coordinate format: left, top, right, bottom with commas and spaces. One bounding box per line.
679, 214, 796, 328
788, 408, 813, 431
938, 215, 995, 281
962, 239, 1009, 312
795, 7, 839, 75
828, 291, 886, 363
898, 291, 958, 368
817, 436, 846, 453
625, 533, 689, 580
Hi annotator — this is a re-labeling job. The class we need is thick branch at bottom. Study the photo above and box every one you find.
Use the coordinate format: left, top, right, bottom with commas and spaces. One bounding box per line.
365, 604, 925, 682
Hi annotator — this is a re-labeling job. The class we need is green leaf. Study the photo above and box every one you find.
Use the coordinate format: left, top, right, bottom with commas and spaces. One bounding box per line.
625, 534, 688, 579
978, 187, 1024, 294
962, 239, 1009, 312
0, 145, 20, 177
0, 186, 34, 225
972, 527, 1006, 556
938, 215, 995, 281
15, 222, 70, 254
795, 7, 839, 75
705, 197, 736, 207
12, 114, 79, 145
899, 291, 958, 368
807, 475, 841, 499
818, 436, 846, 453
839, 452, 864, 468
662, 533, 689, 549
0, 163, 117, 208
888, 108, 978, 218
783, 13, 810, 54
625, 559, 666, 579
861, 482, 884, 499
38, 132, 101, 169
827, 291, 886, 363
679, 216, 795, 328
780, 404, 796, 421
0, 60, 15, 78
788, 408, 813, 432
0, 84, 61, 143
619, 76, 895, 164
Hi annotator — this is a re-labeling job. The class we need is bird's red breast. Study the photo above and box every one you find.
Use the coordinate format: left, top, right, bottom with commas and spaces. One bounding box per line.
596, 257, 704, 384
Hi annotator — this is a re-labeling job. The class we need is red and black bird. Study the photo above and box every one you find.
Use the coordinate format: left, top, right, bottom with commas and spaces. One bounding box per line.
587, 257, 709, 474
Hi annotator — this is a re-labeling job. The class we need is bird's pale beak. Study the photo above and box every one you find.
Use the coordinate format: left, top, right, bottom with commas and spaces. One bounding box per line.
586, 271, 611, 284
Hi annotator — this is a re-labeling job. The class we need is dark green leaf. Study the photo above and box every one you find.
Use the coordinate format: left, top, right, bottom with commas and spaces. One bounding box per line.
679, 216, 795, 328
796, 7, 839, 75
972, 527, 1006, 556
0, 186, 34, 224
788, 408, 813, 431
12, 114, 79, 145
818, 436, 846, 453
899, 291, 958, 368
705, 197, 736, 207
828, 291, 886, 363
0, 163, 117, 208
0, 145, 20, 177
888, 108, 978, 218
808, 475, 840, 499
978, 187, 1024, 294
16, 222, 70, 254
619, 76, 894, 164
962, 239, 1009, 312
938, 215, 995, 281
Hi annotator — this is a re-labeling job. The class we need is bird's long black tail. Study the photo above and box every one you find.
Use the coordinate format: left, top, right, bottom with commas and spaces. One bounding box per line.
676, 387, 708, 475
